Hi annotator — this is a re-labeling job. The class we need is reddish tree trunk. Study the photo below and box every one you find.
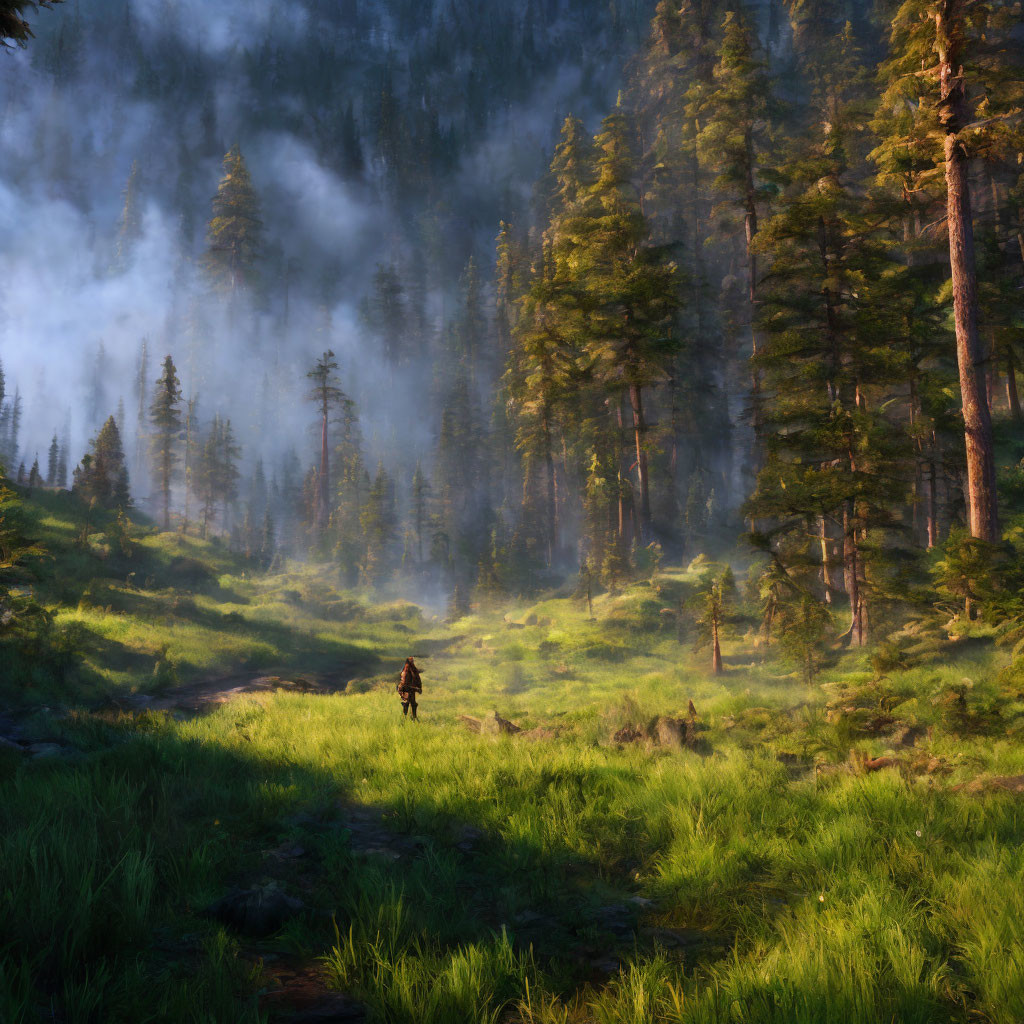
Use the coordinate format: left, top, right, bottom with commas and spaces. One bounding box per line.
819, 515, 832, 603
937, 15, 999, 541
712, 616, 723, 675
629, 383, 652, 543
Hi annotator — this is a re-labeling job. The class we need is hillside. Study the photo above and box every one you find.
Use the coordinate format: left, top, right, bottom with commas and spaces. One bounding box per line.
3, 486, 1024, 1022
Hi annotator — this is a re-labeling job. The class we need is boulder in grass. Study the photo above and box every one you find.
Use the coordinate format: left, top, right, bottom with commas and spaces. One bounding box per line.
482, 711, 522, 735
206, 882, 306, 936
953, 774, 1024, 796
652, 716, 686, 749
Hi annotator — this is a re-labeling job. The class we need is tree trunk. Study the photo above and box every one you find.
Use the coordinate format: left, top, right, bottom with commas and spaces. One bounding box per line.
937, 19, 999, 541
744, 143, 763, 463
543, 409, 557, 566
629, 383, 652, 543
712, 616, 723, 675
927, 454, 939, 550
317, 410, 330, 531
818, 515, 832, 603
843, 502, 865, 646
1006, 350, 1022, 421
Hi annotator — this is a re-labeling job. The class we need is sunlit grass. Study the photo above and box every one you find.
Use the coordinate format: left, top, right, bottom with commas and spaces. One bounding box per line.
3, 494, 1024, 1021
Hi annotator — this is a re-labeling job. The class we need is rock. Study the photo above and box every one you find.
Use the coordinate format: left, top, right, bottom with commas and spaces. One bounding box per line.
265, 842, 307, 861
953, 774, 1024, 796
652, 716, 686, 748
642, 926, 715, 950
458, 715, 483, 733
28, 742, 65, 759
506, 622, 526, 630
206, 883, 306, 936
482, 711, 521, 735
524, 614, 538, 626
591, 904, 635, 938
513, 909, 545, 926
455, 825, 483, 852
519, 727, 560, 742
0, 735, 25, 754
888, 724, 930, 748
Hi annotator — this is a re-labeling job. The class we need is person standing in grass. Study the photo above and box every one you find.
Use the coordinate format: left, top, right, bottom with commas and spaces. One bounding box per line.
398, 657, 422, 720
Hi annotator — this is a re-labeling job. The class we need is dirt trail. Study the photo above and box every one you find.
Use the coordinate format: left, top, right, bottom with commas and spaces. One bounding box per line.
107, 670, 359, 716
0, 667, 365, 757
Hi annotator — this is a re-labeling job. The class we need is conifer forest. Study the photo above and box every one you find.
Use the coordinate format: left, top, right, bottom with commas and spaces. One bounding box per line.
4, 1, 1024, 1022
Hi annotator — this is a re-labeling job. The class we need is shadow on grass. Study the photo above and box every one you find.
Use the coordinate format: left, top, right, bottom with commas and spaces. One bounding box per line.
1, 713, 744, 1023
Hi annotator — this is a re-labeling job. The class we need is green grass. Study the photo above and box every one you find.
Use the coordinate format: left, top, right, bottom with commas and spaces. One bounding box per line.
3, 491, 1024, 1021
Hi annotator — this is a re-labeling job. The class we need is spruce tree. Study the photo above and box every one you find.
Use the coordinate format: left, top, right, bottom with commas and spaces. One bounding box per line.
149, 355, 182, 531
202, 144, 264, 294
114, 159, 142, 271
364, 264, 407, 366
360, 462, 398, 587
134, 337, 149, 478
46, 433, 58, 486
878, 0, 1015, 541
410, 462, 430, 563
74, 416, 131, 510
56, 437, 68, 489
0, 1, 62, 49
306, 350, 350, 533
696, 9, 775, 460
582, 107, 683, 542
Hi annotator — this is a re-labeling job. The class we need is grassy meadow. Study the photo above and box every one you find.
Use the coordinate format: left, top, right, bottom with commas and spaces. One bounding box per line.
3, 491, 1024, 1022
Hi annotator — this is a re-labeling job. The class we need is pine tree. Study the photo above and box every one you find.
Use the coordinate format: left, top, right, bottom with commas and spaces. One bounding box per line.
306, 350, 350, 533
360, 462, 398, 586
747, 21, 912, 646
582, 107, 683, 542
878, 0, 1014, 541
88, 341, 108, 430
363, 263, 407, 366
56, 436, 68, 489
410, 462, 430, 563
696, 9, 775, 461
455, 257, 488, 383
259, 508, 275, 569
114, 159, 143, 271
202, 144, 263, 294
74, 416, 131, 509
46, 433, 58, 486
182, 395, 199, 531
0, 1, 62, 49
134, 337, 149, 478
694, 568, 731, 674
149, 355, 182, 530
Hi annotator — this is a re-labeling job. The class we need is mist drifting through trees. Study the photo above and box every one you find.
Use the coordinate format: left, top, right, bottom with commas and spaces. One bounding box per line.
0, 0, 1022, 628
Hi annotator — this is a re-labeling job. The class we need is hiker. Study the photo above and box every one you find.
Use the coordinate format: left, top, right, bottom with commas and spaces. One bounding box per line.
398, 657, 422, 720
